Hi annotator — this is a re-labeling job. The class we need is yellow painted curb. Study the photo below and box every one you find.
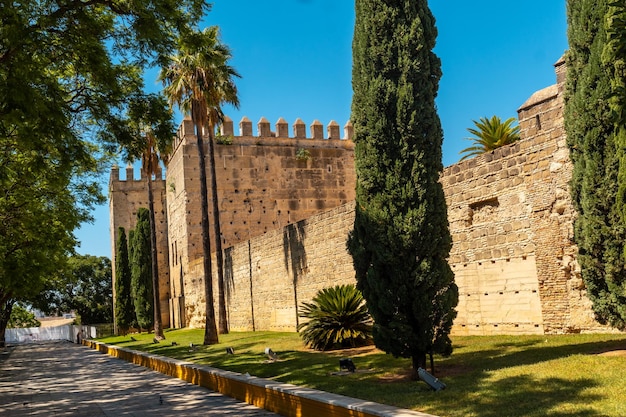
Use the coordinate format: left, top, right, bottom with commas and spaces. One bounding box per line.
82, 340, 437, 417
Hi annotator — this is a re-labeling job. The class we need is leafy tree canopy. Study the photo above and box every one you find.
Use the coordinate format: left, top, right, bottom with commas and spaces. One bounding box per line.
115, 227, 135, 334
131, 208, 153, 330
8, 304, 40, 329
566, 0, 626, 329
0, 0, 210, 343
36, 255, 112, 325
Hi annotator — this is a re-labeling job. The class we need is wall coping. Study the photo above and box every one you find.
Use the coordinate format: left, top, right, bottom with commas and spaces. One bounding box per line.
83, 340, 438, 417
517, 84, 559, 112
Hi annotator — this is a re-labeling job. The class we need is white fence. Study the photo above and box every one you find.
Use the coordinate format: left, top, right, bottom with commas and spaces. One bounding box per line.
5, 325, 96, 344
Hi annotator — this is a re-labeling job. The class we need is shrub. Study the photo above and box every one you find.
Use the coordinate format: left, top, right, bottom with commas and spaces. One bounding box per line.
295, 148, 310, 161
297, 284, 372, 351
216, 134, 233, 145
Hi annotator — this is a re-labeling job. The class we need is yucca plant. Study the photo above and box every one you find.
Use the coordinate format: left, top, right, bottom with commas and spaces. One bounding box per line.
297, 284, 373, 351
459, 115, 520, 161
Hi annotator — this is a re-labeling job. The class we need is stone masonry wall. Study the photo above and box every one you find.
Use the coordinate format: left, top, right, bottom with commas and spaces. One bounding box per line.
161, 122, 191, 328
440, 58, 598, 335
184, 203, 357, 331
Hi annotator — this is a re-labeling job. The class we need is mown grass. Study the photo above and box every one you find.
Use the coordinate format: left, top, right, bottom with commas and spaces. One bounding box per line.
99, 330, 626, 417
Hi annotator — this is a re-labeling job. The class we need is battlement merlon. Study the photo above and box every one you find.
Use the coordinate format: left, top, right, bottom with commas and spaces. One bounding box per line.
229, 116, 353, 141
174, 115, 353, 140
109, 163, 164, 183
171, 116, 354, 156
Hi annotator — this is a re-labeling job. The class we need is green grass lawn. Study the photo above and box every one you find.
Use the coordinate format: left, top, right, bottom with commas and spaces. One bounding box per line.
99, 330, 626, 417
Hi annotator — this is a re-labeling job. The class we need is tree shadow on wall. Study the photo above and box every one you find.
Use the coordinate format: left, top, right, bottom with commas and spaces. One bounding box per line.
283, 221, 307, 327
224, 247, 234, 303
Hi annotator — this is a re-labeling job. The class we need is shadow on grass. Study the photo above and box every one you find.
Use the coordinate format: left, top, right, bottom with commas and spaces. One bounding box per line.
428, 374, 601, 417
442, 337, 626, 374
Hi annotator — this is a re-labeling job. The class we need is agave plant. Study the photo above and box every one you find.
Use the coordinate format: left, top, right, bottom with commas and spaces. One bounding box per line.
297, 284, 373, 351
459, 115, 521, 161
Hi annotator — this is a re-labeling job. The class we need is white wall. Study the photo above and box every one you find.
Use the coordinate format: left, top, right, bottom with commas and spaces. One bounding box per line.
5, 325, 95, 344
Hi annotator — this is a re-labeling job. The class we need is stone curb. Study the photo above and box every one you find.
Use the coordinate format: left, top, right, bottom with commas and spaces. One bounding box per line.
82, 340, 438, 417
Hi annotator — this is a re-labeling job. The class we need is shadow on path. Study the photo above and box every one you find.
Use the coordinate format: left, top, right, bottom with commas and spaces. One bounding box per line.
0, 341, 280, 416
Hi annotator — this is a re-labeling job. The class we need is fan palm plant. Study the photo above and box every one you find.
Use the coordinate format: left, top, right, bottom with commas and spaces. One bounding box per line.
459, 116, 520, 161
297, 284, 373, 351
160, 27, 239, 343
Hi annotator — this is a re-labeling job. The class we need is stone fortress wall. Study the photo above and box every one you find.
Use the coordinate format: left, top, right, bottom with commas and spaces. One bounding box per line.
109, 58, 611, 335
442, 58, 598, 335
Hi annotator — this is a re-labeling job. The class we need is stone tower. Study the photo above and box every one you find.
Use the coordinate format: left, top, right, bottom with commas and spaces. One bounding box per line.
109, 164, 170, 331
164, 117, 356, 328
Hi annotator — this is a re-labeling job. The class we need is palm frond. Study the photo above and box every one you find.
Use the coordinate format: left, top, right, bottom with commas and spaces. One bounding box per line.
459, 115, 520, 161
159, 26, 240, 132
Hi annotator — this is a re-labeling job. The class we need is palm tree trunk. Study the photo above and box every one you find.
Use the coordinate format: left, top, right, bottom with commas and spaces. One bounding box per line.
193, 105, 219, 345
207, 127, 228, 334
147, 175, 165, 340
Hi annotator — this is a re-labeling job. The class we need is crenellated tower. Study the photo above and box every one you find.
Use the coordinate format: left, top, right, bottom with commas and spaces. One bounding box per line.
109, 164, 170, 331
164, 117, 356, 328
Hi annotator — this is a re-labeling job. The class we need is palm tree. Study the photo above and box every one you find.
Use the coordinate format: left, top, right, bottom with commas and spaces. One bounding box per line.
459, 116, 520, 161
198, 32, 240, 335
160, 27, 239, 343
123, 94, 174, 340
139, 129, 170, 340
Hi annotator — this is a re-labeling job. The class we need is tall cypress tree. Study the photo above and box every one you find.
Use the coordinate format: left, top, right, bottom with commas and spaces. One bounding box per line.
607, 3, 626, 232
566, 0, 626, 330
348, 0, 458, 376
131, 208, 154, 331
608, 3, 626, 329
115, 227, 135, 335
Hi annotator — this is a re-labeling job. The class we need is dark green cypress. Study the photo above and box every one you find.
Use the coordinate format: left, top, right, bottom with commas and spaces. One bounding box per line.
131, 208, 154, 331
115, 227, 135, 334
128, 229, 136, 268
607, 3, 626, 231
566, 0, 626, 329
608, 4, 626, 329
348, 0, 458, 376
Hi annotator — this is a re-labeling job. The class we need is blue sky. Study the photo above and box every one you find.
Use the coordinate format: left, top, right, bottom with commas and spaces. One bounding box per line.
75, 0, 569, 258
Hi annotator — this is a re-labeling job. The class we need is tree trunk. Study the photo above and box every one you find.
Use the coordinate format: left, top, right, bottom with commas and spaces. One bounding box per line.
411, 351, 427, 380
430, 350, 435, 376
207, 127, 228, 334
0, 296, 14, 348
193, 107, 218, 345
148, 176, 165, 340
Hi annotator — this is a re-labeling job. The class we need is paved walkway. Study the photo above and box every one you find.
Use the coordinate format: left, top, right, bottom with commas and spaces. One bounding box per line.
0, 341, 282, 416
